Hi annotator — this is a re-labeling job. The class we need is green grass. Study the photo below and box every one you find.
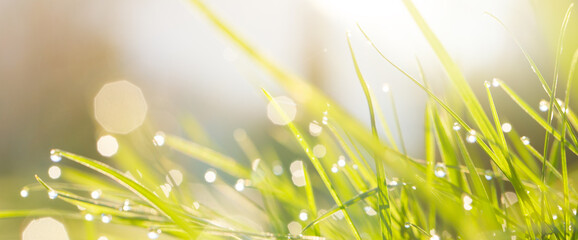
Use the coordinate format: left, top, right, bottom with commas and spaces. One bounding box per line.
4, 0, 578, 239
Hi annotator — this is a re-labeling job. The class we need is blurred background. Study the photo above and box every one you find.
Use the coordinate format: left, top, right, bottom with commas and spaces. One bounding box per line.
0, 0, 576, 238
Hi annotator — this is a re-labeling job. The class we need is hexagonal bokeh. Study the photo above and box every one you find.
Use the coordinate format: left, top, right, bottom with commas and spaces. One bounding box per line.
94, 80, 148, 134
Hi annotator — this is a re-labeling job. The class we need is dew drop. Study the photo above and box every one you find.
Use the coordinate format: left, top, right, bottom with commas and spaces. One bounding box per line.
337, 156, 346, 167
452, 122, 461, 131
404, 222, 411, 228
331, 164, 338, 173
430, 234, 440, 240
539, 100, 549, 112
463, 195, 473, 206
553, 214, 558, 220
122, 200, 131, 211
388, 179, 398, 187
573, 209, 577, 215
411, 186, 417, 190
484, 81, 491, 88
484, 170, 493, 180
153, 132, 165, 146
520, 136, 530, 145
204, 169, 217, 183
20, 188, 29, 198
147, 227, 161, 239
235, 179, 245, 192
322, 116, 328, 125
84, 213, 94, 221
501, 123, 512, 133
299, 210, 309, 221
101, 214, 112, 223
352, 164, 359, 170
97, 237, 108, 240
466, 130, 477, 143
363, 206, 377, 216
492, 78, 501, 87
434, 163, 447, 178
50, 149, 62, 162
91, 189, 102, 200
48, 190, 58, 199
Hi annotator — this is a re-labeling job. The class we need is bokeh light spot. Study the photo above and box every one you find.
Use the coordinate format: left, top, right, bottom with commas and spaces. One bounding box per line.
22, 217, 69, 240
48, 166, 62, 179
97, 135, 119, 157
94, 80, 148, 134
267, 96, 297, 125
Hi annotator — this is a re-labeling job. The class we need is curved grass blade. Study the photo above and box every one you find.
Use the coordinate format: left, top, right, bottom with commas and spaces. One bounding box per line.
48, 149, 200, 238
347, 34, 392, 240
165, 135, 251, 179
262, 89, 362, 240
499, 81, 578, 155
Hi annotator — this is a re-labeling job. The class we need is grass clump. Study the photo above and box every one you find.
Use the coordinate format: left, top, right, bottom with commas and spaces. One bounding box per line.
4, 0, 578, 239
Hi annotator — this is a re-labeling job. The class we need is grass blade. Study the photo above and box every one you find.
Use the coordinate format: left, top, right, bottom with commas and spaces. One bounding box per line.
48, 149, 201, 238
347, 34, 392, 240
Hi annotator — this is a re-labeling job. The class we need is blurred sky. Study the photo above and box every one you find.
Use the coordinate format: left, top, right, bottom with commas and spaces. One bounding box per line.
0, 0, 576, 219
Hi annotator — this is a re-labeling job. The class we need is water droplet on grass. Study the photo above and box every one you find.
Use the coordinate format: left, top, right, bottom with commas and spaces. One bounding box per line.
434, 163, 447, 178
235, 179, 245, 192
539, 100, 549, 112
484, 81, 491, 88
484, 170, 493, 180
331, 164, 338, 173
48, 190, 58, 199
337, 156, 346, 167
452, 122, 461, 131
466, 130, 477, 143
364, 206, 377, 216
101, 214, 112, 223
463, 195, 473, 211
204, 169, 217, 183
492, 78, 501, 87
147, 227, 161, 239
299, 210, 309, 221
501, 123, 512, 133
50, 149, 62, 162
84, 213, 94, 221
153, 132, 165, 146
122, 200, 131, 211
521, 136, 530, 145
97, 236, 108, 240
91, 189, 102, 199
404, 222, 411, 228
